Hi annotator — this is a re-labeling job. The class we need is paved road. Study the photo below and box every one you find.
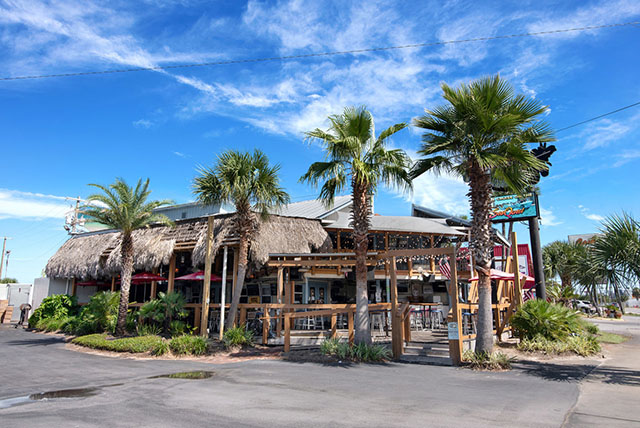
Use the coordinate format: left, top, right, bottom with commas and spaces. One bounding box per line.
0, 321, 635, 428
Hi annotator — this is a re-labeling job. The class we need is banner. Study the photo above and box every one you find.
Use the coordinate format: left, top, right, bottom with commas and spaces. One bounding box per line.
490, 193, 538, 223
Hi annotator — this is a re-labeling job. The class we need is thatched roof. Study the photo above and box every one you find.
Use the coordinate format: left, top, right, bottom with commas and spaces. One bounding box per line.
45, 214, 331, 279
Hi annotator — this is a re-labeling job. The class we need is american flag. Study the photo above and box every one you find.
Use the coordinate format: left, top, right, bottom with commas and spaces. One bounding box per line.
523, 288, 535, 302
439, 258, 451, 279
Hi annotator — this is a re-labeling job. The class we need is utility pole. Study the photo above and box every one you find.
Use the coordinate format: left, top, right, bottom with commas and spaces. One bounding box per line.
0, 237, 12, 279
4, 250, 10, 279
64, 196, 85, 235
528, 216, 546, 301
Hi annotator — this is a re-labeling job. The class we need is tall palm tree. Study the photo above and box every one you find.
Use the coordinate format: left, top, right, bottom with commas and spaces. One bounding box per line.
301, 106, 412, 345
572, 245, 604, 317
592, 213, 640, 314
411, 75, 552, 353
193, 149, 289, 330
83, 178, 173, 336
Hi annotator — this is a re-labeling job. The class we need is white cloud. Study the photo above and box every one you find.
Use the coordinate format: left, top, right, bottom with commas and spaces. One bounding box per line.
133, 119, 153, 128
173, 151, 186, 158
613, 149, 640, 167
0, 189, 72, 219
582, 118, 632, 150
539, 207, 562, 227
579, 205, 605, 222
408, 171, 470, 216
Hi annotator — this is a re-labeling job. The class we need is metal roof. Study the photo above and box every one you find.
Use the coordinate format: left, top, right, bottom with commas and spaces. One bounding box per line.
411, 204, 472, 227
326, 212, 465, 235
274, 195, 352, 219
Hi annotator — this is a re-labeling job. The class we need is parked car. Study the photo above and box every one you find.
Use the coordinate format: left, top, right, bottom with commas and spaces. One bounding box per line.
572, 300, 596, 314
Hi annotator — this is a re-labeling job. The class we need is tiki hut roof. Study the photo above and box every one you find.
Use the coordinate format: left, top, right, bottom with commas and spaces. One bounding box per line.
45, 214, 331, 279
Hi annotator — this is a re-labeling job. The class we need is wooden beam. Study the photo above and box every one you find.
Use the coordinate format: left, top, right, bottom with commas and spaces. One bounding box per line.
390, 258, 402, 359
200, 216, 214, 337
71, 277, 77, 297
330, 312, 337, 339
430, 235, 436, 273
377, 247, 455, 259
284, 312, 291, 352
150, 267, 158, 300
262, 309, 270, 345
348, 310, 354, 345
448, 248, 463, 366
511, 231, 523, 307
167, 253, 176, 293
219, 245, 228, 340
276, 267, 284, 337
111, 276, 116, 292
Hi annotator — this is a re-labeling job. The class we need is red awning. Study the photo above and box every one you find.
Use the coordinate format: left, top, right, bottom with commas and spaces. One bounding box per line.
175, 271, 223, 281
469, 269, 535, 287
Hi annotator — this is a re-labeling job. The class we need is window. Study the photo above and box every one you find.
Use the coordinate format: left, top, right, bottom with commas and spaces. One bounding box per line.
181, 211, 187, 219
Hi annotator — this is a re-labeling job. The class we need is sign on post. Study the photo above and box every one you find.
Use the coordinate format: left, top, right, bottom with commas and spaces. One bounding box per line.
490, 193, 539, 223
447, 322, 459, 340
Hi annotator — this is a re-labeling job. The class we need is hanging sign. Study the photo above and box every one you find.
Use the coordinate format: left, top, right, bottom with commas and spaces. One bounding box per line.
490, 193, 539, 223
447, 322, 459, 340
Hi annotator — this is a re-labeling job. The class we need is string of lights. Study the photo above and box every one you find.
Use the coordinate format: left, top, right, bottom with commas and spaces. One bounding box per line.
0, 21, 637, 82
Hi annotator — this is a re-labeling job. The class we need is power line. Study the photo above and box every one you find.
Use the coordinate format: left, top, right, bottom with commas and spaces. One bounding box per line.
0, 21, 637, 82
556, 100, 640, 132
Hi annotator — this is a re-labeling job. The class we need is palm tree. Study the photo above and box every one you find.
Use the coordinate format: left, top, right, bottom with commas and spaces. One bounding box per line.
592, 213, 640, 314
572, 245, 604, 316
301, 106, 412, 345
543, 240, 582, 288
411, 75, 552, 353
193, 149, 289, 330
83, 178, 173, 336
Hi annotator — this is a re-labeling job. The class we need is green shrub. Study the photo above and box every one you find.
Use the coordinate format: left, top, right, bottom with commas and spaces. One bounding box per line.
320, 339, 391, 362
518, 334, 600, 356
37, 316, 76, 332
29, 294, 78, 328
138, 292, 188, 336
463, 350, 513, 370
169, 335, 208, 356
511, 300, 583, 340
80, 291, 120, 333
151, 339, 170, 356
72, 334, 163, 353
583, 322, 599, 335
222, 326, 254, 348
169, 320, 188, 337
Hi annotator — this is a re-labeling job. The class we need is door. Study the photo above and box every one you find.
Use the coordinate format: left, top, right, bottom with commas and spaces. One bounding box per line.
306, 281, 328, 304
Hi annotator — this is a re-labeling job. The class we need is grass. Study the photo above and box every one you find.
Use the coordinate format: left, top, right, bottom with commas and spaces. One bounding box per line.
320, 338, 391, 362
72, 334, 163, 353
596, 332, 628, 344
463, 350, 513, 370
517, 334, 601, 357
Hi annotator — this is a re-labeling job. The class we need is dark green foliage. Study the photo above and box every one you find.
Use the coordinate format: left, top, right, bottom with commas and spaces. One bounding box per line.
169, 335, 208, 356
0, 277, 18, 283
79, 291, 120, 333
29, 294, 78, 328
138, 292, 188, 336
518, 335, 600, 356
222, 326, 254, 348
320, 338, 391, 362
583, 322, 599, 335
72, 334, 163, 353
151, 339, 170, 356
511, 299, 583, 340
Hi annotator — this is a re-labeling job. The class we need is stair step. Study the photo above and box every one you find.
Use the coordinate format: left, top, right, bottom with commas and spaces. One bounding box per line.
398, 354, 453, 366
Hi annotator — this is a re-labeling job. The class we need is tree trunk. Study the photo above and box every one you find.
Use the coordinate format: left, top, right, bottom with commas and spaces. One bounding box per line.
592, 286, 602, 317
613, 283, 625, 315
352, 180, 372, 345
115, 231, 134, 336
468, 161, 494, 354
225, 210, 253, 331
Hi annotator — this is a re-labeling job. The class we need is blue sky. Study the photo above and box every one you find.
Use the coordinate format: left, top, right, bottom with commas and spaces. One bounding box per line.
1, 0, 639, 282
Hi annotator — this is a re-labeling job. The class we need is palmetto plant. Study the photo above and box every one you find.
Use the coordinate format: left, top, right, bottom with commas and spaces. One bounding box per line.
543, 240, 583, 289
82, 178, 173, 336
193, 149, 289, 330
301, 106, 412, 345
591, 213, 640, 314
411, 75, 552, 353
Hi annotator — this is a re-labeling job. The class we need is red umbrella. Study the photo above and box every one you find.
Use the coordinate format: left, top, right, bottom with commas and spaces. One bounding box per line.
175, 271, 223, 281
469, 269, 535, 286
77, 280, 111, 287
130, 272, 167, 284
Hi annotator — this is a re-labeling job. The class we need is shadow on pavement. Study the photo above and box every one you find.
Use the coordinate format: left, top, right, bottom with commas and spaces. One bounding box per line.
4, 336, 65, 347
513, 360, 597, 383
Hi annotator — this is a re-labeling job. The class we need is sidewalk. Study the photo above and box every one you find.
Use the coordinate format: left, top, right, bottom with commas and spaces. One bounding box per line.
563, 315, 640, 427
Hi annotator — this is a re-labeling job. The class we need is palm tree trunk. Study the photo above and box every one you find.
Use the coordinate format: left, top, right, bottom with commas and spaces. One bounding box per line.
225, 227, 250, 331
352, 181, 372, 345
115, 231, 134, 336
469, 162, 494, 354
613, 283, 626, 314
591, 286, 602, 317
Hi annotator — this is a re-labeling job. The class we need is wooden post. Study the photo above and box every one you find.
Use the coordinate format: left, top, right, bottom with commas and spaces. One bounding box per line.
167, 253, 176, 293
111, 276, 116, 292
71, 277, 77, 297
150, 268, 158, 300
231, 247, 239, 324
219, 245, 228, 340
390, 257, 402, 359
331, 312, 337, 339
239, 307, 247, 327
404, 308, 411, 343
194, 306, 201, 333
200, 216, 214, 337
448, 248, 463, 365
430, 235, 436, 273
284, 312, 291, 352
511, 232, 523, 307
262, 308, 270, 345
277, 267, 283, 337
348, 310, 354, 345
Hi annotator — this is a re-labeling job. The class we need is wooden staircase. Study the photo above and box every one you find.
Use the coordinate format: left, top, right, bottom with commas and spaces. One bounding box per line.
398, 330, 452, 366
